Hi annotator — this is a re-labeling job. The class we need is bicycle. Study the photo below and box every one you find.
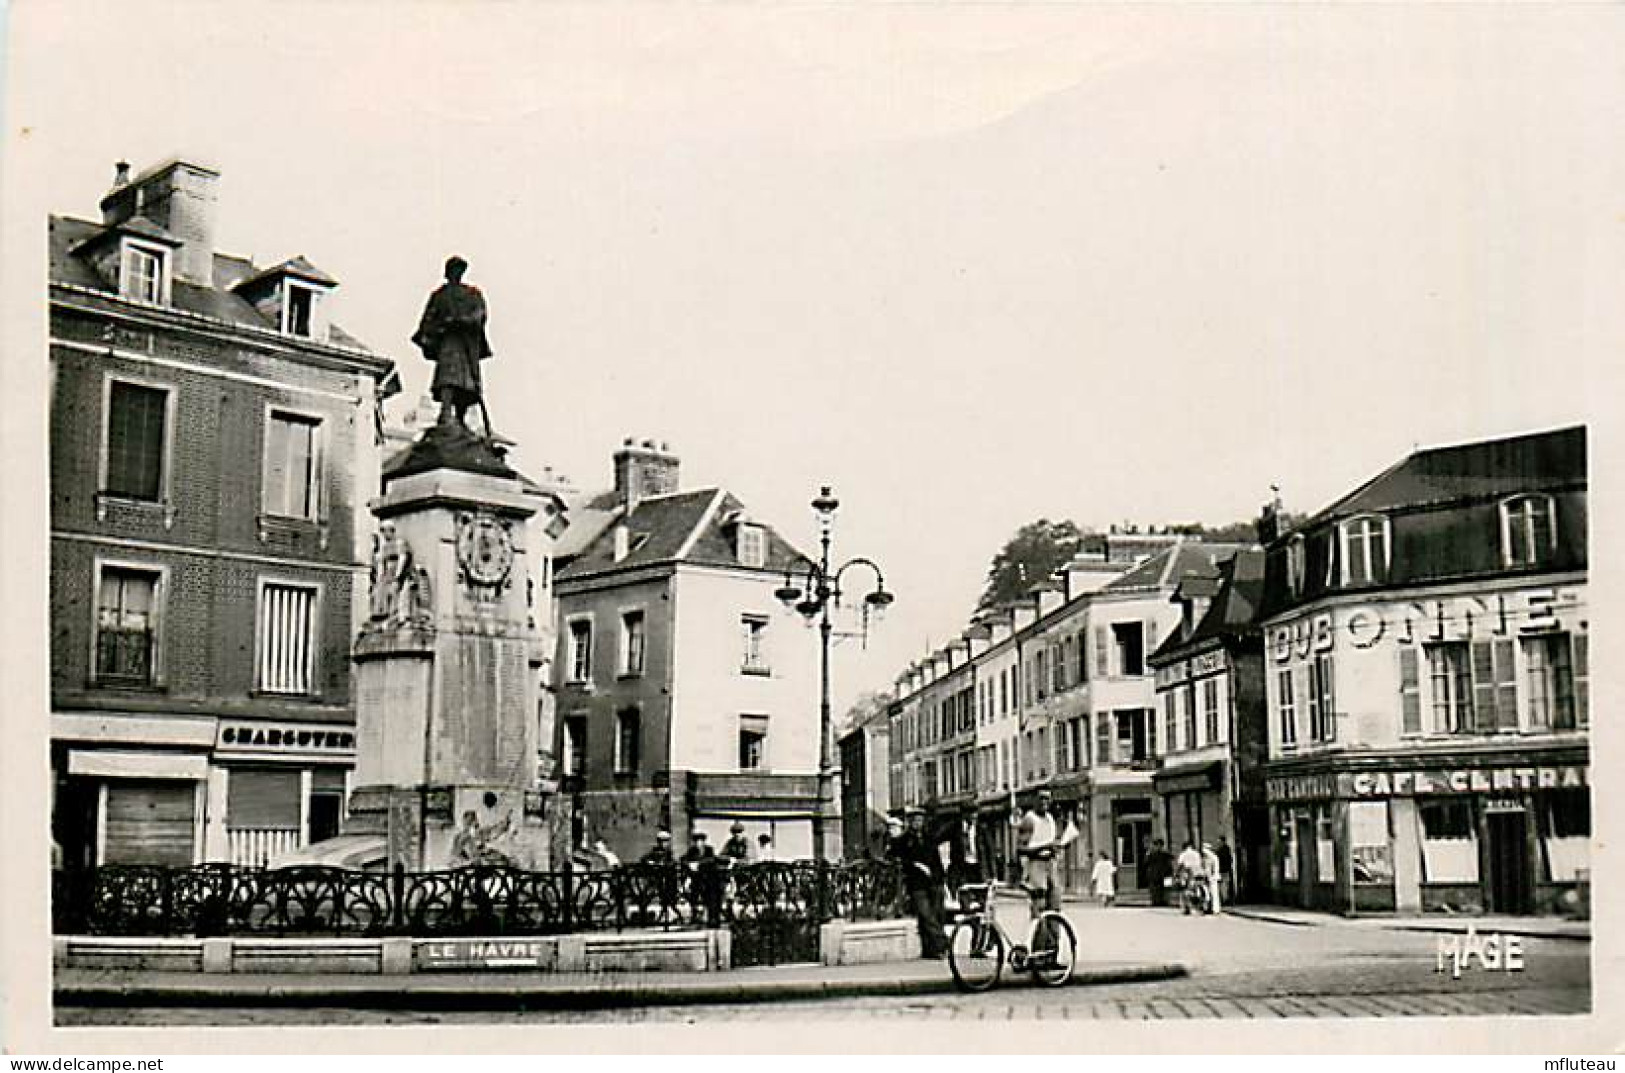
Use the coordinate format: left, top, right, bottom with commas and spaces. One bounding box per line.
1179, 869, 1213, 916
946, 879, 1077, 992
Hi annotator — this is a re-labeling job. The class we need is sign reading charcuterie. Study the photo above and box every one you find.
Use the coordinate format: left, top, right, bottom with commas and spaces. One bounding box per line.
216, 723, 356, 754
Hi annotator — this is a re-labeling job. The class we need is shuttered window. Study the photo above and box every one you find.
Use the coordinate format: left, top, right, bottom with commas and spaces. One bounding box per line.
264, 411, 322, 519
1470, 638, 1518, 732
105, 381, 167, 501
258, 583, 317, 695
1203, 679, 1220, 744
1277, 667, 1297, 746
1075, 631, 1089, 682
1095, 712, 1112, 767
226, 768, 301, 829
1524, 633, 1575, 731
1425, 643, 1473, 733
103, 780, 195, 866
1398, 646, 1422, 735
1164, 691, 1179, 754
1094, 625, 1110, 677
1574, 633, 1589, 728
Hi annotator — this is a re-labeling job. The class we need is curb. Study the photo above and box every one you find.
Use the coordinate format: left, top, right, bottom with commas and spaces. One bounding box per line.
54, 963, 1189, 1011
1222, 908, 1590, 942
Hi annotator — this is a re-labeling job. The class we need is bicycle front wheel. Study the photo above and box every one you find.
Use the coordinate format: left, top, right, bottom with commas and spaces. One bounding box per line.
948, 917, 1004, 993
1030, 913, 1077, 988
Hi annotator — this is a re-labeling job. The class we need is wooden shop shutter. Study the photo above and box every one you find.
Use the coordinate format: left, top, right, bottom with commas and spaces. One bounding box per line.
227, 768, 301, 830
103, 780, 195, 866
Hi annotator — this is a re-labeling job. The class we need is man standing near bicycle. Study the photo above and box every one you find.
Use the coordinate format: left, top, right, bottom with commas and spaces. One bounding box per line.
891, 808, 949, 960
1015, 791, 1062, 912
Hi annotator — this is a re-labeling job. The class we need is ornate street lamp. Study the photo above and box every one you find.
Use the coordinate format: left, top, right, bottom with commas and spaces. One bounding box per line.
774, 486, 893, 864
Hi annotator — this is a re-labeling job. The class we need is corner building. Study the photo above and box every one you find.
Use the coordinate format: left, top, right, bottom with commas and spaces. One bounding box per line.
49, 159, 395, 869
1259, 427, 1588, 915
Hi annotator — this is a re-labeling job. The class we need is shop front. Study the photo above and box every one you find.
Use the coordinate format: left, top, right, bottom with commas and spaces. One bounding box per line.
206, 717, 356, 867
1155, 759, 1227, 853
1265, 748, 1589, 916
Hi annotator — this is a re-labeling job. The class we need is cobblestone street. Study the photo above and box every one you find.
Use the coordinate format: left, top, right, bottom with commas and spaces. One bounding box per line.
55, 906, 1589, 1026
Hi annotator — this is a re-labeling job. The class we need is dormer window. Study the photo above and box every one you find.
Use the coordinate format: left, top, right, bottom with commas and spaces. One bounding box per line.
1501, 495, 1557, 568
120, 241, 169, 304
1339, 514, 1390, 586
1285, 535, 1307, 597
284, 282, 320, 338
737, 524, 766, 568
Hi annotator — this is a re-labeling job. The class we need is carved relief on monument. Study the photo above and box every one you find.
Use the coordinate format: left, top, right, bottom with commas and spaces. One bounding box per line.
367, 521, 434, 629
456, 511, 516, 600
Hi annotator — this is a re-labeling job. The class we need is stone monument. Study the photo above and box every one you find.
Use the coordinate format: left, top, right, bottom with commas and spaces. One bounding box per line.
293, 260, 567, 871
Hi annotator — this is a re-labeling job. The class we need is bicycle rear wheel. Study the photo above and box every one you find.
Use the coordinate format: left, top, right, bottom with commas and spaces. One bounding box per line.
1029, 913, 1076, 988
948, 917, 1004, 993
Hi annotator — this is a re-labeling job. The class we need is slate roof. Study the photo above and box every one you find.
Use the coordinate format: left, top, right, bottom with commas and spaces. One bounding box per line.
1102, 540, 1246, 594
233, 255, 339, 293
49, 215, 373, 355
1295, 425, 1586, 532
1149, 548, 1266, 663
556, 488, 809, 582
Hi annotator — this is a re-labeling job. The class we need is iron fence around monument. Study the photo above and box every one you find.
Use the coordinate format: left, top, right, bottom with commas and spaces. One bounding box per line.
51, 858, 906, 939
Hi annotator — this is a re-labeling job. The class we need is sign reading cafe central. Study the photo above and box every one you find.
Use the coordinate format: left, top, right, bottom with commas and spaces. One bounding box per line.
1267, 764, 1587, 802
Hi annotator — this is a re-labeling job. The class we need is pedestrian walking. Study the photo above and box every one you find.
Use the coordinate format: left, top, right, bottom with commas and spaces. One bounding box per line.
1143, 838, 1174, 907
1090, 851, 1118, 908
1015, 790, 1063, 912
1176, 840, 1204, 915
1216, 836, 1236, 904
890, 809, 948, 959
1201, 841, 1224, 914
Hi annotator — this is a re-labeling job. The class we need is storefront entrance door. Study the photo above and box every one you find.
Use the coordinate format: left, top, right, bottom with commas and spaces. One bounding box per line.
1486, 810, 1532, 915
1295, 816, 1316, 908
1117, 817, 1150, 890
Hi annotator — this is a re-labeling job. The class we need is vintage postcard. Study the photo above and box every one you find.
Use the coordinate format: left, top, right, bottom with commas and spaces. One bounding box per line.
1, 0, 1620, 1057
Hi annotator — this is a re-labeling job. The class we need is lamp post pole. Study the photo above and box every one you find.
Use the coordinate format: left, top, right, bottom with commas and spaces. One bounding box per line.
776, 486, 893, 865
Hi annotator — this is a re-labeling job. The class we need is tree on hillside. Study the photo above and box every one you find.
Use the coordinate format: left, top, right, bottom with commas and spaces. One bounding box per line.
977, 518, 1087, 612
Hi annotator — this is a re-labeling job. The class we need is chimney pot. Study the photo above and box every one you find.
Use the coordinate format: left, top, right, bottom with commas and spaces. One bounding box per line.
113, 161, 131, 187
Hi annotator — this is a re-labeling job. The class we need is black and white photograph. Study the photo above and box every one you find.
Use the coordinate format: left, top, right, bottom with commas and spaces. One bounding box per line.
1, 0, 1619, 1056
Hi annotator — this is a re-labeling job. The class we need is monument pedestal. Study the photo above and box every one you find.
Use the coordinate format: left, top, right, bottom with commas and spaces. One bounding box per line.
296, 427, 566, 871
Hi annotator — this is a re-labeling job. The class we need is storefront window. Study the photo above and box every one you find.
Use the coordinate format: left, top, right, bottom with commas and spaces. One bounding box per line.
1419, 799, 1478, 883
1539, 789, 1590, 882
1315, 805, 1336, 880
1348, 800, 1393, 884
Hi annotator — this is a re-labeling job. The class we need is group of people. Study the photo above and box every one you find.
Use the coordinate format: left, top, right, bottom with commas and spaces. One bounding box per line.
1142, 836, 1234, 914
634, 823, 776, 867
886, 795, 1243, 959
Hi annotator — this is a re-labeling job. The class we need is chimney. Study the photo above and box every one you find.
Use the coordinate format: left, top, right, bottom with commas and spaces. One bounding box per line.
1035, 582, 1063, 618
1009, 602, 1037, 633
613, 437, 680, 510
101, 159, 221, 284
1257, 488, 1286, 544
987, 614, 1013, 646
613, 522, 631, 563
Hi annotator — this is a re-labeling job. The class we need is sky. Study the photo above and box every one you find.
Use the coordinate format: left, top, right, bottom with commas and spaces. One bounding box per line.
6, 2, 1622, 716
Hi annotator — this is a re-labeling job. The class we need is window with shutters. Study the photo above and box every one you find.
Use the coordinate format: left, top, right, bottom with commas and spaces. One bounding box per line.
1203, 678, 1221, 744
120, 241, 170, 304
1095, 625, 1110, 678
1424, 643, 1473, 734
1286, 536, 1307, 597
1467, 638, 1518, 733
1054, 640, 1069, 693
1501, 495, 1557, 568
1277, 668, 1297, 746
1095, 713, 1112, 767
562, 715, 587, 777
1053, 722, 1069, 772
1183, 682, 1198, 749
619, 610, 646, 677
739, 614, 770, 675
94, 564, 161, 686
615, 708, 641, 775
1574, 633, 1589, 728
1076, 631, 1089, 682
1072, 716, 1088, 769
1524, 633, 1576, 731
263, 410, 323, 520
256, 581, 318, 695
1398, 646, 1422, 736
567, 618, 592, 683
1164, 691, 1179, 755
1034, 649, 1047, 701
1111, 621, 1145, 677
103, 380, 170, 502
1339, 515, 1390, 587
1308, 654, 1336, 742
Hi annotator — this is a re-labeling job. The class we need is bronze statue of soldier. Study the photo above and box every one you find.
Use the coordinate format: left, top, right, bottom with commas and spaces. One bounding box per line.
412, 255, 494, 437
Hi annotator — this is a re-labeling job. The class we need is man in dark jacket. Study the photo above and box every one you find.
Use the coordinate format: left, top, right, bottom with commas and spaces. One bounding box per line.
890, 809, 948, 959
1143, 838, 1174, 908
948, 809, 984, 893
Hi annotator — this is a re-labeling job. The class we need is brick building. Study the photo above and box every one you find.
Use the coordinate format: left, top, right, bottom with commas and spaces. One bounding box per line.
49, 159, 395, 870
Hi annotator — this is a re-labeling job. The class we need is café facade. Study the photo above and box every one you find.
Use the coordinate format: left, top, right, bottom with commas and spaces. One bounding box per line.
1258, 426, 1588, 917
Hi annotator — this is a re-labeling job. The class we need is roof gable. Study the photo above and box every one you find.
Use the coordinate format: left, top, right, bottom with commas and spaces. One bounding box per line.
555, 488, 810, 582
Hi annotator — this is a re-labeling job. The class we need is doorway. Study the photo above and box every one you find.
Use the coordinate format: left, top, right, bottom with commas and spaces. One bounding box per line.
1295, 815, 1316, 908
1486, 810, 1532, 915
1115, 812, 1152, 890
